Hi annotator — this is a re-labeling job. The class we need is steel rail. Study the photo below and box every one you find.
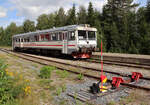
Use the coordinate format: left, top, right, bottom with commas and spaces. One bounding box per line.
84, 58, 150, 70
92, 55, 150, 66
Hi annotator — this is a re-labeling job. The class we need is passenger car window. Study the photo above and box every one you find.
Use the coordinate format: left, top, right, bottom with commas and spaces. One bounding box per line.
41, 35, 44, 41
88, 31, 96, 40
59, 32, 62, 41
69, 31, 75, 40
52, 34, 57, 41
45, 34, 50, 41
78, 30, 86, 40
35, 35, 39, 41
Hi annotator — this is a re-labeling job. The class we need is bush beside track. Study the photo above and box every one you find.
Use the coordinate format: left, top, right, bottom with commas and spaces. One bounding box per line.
0, 59, 31, 104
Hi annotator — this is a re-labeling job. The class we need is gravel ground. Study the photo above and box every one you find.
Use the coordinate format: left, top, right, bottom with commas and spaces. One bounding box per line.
54, 78, 149, 105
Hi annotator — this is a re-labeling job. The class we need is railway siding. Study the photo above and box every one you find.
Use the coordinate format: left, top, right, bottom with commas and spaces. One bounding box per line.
93, 52, 150, 66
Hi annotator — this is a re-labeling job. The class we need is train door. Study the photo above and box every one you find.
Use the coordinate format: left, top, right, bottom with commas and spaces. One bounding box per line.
12, 37, 15, 50
20, 38, 23, 48
62, 32, 68, 54
18, 38, 21, 47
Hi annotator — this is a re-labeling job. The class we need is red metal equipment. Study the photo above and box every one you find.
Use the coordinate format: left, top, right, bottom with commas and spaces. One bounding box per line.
72, 52, 91, 58
131, 72, 143, 82
112, 77, 124, 88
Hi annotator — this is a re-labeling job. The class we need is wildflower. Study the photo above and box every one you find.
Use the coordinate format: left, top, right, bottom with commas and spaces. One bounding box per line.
6, 71, 14, 77
19, 74, 23, 80
25, 79, 30, 82
5, 69, 8, 72
24, 86, 31, 95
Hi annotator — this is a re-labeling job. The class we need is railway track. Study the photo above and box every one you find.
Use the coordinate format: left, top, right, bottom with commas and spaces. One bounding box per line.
0, 48, 150, 91
84, 57, 150, 70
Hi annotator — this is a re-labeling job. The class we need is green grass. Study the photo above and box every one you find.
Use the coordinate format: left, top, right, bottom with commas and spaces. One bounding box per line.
56, 87, 62, 96
107, 101, 116, 105
39, 66, 55, 79
32, 63, 38, 68
38, 79, 55, 91
77, 73, 84, 80
55, 70, 69, 78
61, 84, 67, 92
59, 99, 68, 105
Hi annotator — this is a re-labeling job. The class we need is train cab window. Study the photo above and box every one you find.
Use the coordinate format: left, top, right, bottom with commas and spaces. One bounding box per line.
78, 30, 86, 40
21, 39, 23, 42
69, 31, 75, 40
88, 31, 96, 40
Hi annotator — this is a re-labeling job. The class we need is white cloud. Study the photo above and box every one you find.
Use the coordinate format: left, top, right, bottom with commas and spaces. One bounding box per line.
0, 7, 7, 18
0, 17, 25, 28
133, 0, 138, 3
10, 0, 107, 20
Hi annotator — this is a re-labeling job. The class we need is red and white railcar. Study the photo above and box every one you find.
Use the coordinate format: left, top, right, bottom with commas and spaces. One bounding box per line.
12, 24, 97, 58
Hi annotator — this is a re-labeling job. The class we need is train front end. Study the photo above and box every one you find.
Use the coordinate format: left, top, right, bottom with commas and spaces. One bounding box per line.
72, 25, 97, 58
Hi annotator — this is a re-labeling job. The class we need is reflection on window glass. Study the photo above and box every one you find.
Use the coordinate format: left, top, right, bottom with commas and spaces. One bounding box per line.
88, 31, 96, 40
78, 30, 86, 40
52, 34, 57, 40
69, 31, 75, 40
59, 32, 62, 41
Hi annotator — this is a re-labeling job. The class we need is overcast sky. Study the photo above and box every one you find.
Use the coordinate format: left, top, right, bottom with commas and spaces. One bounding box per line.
0, 0, 147, 28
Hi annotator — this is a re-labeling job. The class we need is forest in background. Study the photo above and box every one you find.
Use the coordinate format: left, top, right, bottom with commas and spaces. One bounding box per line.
0, 0, 150, 54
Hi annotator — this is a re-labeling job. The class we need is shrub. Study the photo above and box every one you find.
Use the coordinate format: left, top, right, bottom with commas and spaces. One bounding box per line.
39, 66, 55, 78
0, 59, 30, 104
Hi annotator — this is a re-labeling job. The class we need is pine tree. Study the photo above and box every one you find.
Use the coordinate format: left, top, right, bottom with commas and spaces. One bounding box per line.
48, 13, 55, 28
102, 0, 138, 53
66, 4, 77, 25
23, 20, 36, 32
36, 14, 50, 30
0, 27, 5, 45
77, 6, 87, 24
87, 2, 95, 26
146, 0, 150, 23
4, 23, 19, 46
137, 7, 150, 54
54, 7, 66, 27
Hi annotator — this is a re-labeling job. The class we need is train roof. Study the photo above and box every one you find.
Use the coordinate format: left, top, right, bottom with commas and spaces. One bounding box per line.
13, 24, 97, 38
